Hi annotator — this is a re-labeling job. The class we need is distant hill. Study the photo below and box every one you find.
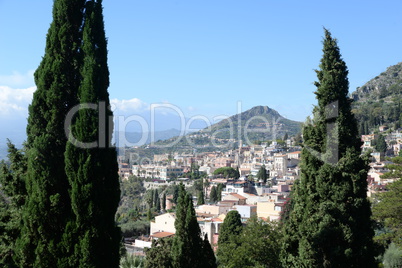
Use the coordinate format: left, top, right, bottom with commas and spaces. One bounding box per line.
205, 105, 301, 142
123, 106, 302, 160
350, 62, 402, 134
351, 62, 402, 102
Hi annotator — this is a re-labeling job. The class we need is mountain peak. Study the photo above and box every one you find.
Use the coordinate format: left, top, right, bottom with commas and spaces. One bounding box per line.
242, 106, 280, 117
207, 105, 301, 142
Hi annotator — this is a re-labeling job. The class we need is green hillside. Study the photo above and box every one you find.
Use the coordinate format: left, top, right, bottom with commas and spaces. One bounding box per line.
205, 105, 301, 142
122, 106, 302, 161
351, 62, 402, 134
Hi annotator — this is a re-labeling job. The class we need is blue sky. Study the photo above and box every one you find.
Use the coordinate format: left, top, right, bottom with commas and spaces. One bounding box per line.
0, 0, 402, 146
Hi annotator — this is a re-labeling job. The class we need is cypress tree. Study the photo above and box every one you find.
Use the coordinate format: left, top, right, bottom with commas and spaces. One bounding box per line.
281, 29, 375, 267
147, 189, 154, 209
19, 1, 85, 266
155, 189, 161, 211
171, 183, 216, 268
235, 166, 240, 180
257, 165, 268, 184
197, 190, 205, 205
0, 141, 27, 267
210, 186, 217, 203
375, 134, 387, 154
216, 183, 223, 201
64, 1, 121, 267
202, 234, 217, 268
216, 210, 243, 266
162, 192, 167, 211
154, 188, 159, 208
172, 185, 179, 205
147, 208, 152, 221
217, 210, 242, 247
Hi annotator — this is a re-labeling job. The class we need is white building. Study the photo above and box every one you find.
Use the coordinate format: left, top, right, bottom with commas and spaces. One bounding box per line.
132, 165, 184, 180
150, 213, 176, 235
235, 205, 257, 219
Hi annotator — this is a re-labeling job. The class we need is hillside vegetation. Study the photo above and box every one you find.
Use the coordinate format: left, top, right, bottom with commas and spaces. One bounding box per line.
123, 105, 302, 160
351, 62, 402, 134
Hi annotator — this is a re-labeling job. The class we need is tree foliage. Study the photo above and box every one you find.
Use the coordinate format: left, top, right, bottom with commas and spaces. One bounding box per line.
216, 183, 224, 202
281, 29, 376, 267
0, 141, 27, 267
145, 238, 173, 268
373, 159, 402, 248
219, 217, 282, 268
118, 176, 145, 219
154, 188, 161, 211
171, 183, 216, 268
257, 165, 268, 184
216, 210, 243, 266
145, 183, 216, 268
162, 192, 167, 211
120, 254, 145, 268
197, 190, 205, 205
13, 1, 121, 267
63, 1, 121, 266
382, 243, 402, 268
218, 210, 242, 246
172, 184, 179, 205
210, 186, 218, 203
381, 156, 402, 180
19, 1, 86, 266
213, 167, 238, 179
374, 134, 387, 154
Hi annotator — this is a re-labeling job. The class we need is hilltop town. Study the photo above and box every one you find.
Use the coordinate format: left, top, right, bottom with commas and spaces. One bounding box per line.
118, 125, 402, 255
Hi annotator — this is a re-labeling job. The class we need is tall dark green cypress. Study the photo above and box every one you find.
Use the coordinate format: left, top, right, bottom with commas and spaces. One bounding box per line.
64, 1, 121, 267
19, 1, 85, 267
216, 210, 243, 266
197, 190, 205, 205
171, 183, 216, 268
0, 142, 27, 267
257, 165, 268, 184
162, 192, 167, 211
281, 29, 375, 267
217, 210, 242, 247
209, 186, 217, 203
155, 189, 161, 211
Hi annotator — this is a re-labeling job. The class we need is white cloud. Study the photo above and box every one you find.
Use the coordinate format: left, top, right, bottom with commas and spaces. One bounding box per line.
110, 98, 148, 112
0, 70, 35, 88
0, 86, 36, 117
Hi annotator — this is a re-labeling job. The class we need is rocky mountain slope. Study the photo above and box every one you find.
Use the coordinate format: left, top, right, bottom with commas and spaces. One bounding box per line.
123, 106, 302, 160
205, 105, 301, 142
351, 62, 402, 102
350, 62, 402, 134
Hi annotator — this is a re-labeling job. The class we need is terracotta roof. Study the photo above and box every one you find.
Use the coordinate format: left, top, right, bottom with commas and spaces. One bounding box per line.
230, 193, 247, 200
151, 232, 175, 239
219, 200, 237, 204
196, 212, 218, 217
